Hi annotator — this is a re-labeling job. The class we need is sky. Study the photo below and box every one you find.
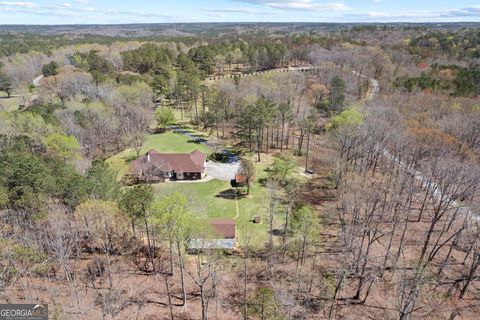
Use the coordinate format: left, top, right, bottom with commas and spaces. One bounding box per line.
1, 0, 480, 24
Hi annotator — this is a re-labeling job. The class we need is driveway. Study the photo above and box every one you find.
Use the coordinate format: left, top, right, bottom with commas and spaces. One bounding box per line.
205, 161, 240, 182
169, 125, 241, 181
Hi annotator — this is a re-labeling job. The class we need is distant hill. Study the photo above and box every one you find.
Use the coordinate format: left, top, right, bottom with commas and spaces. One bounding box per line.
1, 22, 479, 37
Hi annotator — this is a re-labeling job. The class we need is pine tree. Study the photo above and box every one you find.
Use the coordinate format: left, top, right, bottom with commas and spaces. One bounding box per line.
330, 76, 346, 114
0, 71, 13, 98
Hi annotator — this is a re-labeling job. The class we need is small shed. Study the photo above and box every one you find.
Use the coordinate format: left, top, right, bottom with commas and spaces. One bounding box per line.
188, 219, 237, 252
234, 174, 246, 187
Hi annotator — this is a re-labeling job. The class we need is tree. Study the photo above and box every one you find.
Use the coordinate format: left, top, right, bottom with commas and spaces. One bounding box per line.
39, 68, 93, 106
75, 200, 129, 288
44, 133, 80, 161
268, 153, 298, 186
302, 109, 317, 173
175, 54, 201, 122
238, 158, 256, 194
291, 206, 320, 266
42, 211, 81, 312
85, 161, 120, 202
254, 99, 276, 162
329, 76, 346, 114
247, 287, 280, 320
119, 185, 156, 272
150, 192, 192, 306
154, 107, 175, 129
104, 82, 153, 156
235, 98, 275, 162
0, 186, 8, 208
152, 74, 171, 102
325, 108, 363, 131
235, 102, 258, 153
278, 102, 293, 151
226, 53, 234, 73
119, 185, 154, 239
42, 61, 59, 77
0, 70, 13, 98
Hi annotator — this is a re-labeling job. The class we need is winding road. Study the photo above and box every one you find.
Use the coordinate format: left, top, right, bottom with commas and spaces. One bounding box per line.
170, 65, 476, 218
356, 69, 477, 219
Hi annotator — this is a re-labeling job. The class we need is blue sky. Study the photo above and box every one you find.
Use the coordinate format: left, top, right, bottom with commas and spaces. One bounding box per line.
1, 0, 480, 24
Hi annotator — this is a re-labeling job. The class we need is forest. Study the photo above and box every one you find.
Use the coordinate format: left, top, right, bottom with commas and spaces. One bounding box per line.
0, 23, 479, 320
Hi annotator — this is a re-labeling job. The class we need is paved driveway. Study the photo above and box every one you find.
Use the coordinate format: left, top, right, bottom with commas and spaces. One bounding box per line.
205, 161, 240, 181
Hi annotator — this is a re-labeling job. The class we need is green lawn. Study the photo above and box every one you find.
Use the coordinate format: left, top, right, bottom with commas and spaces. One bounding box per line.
153, 160, 278, 249
106, 131, 213, 180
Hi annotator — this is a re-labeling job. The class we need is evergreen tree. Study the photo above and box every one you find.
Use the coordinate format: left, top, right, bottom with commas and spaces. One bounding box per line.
41, 61, 59, 77
330, 76, 346, 114
0, 70, 13, 98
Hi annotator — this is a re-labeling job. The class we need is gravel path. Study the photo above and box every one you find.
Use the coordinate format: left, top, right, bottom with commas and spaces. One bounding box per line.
204, 161, 240, 182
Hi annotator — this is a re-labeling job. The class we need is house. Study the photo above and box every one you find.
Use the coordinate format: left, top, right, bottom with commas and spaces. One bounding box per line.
188, 219, 237, 252
127, 149, 206, 183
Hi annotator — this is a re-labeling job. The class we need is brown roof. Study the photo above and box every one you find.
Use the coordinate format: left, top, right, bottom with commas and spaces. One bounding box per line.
209, 219, 236, 239
129, 149, 206, 174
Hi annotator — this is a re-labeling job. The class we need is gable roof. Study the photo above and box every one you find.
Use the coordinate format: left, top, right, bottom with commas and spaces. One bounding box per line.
209, 219, 236, 239
129, 149, 206, 174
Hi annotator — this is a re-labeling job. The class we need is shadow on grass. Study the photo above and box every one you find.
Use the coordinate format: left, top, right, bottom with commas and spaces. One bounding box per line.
215, 189, 251, 200
271, 228, 293, 237
258, 177, 269, 186
173, 125, 194, 133
188, 138, 208, 144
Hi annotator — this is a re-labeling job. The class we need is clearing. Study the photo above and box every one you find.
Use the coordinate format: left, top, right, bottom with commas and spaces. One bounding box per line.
107, 129, 282, 248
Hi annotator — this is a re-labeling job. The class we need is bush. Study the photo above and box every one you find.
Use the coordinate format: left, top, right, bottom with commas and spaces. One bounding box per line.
208, 152, 230, 163
42, 61, 59, 77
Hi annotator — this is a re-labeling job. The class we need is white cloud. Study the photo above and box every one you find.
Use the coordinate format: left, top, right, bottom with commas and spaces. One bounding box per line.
203, 7, 283, 15
347, 6, 480, 21
236, 0, 351, 11
80, 6, 95, 12
0, 2, 36, 8
106, 9, 171, 19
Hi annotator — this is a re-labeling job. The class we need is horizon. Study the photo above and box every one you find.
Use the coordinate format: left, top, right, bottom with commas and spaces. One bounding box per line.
1, 21, 480, 26
1, 1, 480, 25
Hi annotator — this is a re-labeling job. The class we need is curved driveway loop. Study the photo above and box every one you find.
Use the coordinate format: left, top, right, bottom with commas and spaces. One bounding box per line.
205, 161, 240, 181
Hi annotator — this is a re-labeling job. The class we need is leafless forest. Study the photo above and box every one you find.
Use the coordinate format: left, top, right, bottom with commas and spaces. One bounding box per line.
0, 23, 479, 319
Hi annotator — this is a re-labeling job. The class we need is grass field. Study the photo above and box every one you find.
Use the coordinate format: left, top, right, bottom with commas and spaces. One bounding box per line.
153, 159, 279, 248
106, 131, 213, 179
